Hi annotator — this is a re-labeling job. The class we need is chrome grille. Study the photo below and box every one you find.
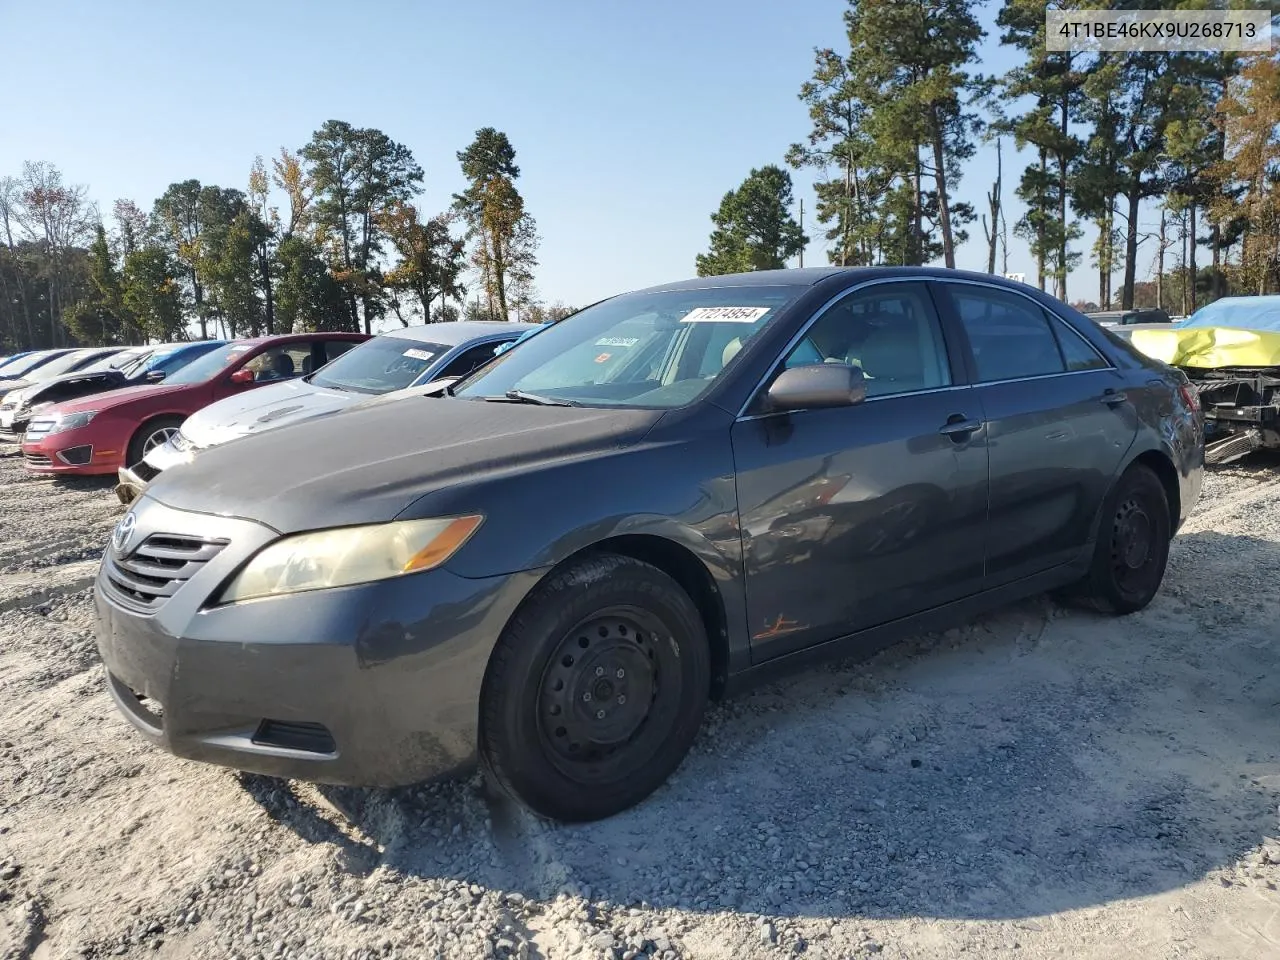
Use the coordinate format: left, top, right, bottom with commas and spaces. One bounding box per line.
22, 452, 51, 466
104, 534, 229, 612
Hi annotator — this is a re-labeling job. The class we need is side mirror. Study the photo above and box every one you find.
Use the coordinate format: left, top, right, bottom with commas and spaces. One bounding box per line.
229, 369, 255, 385
766, 363, 866, 412
145, 370, 166, 382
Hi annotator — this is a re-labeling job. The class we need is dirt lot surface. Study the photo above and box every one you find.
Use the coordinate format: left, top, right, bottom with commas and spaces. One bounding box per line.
2, 446, 1279, 960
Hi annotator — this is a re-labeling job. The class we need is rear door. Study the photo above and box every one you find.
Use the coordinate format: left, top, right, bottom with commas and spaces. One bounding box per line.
936, 281, 1139, 585
732, 280, 989, 661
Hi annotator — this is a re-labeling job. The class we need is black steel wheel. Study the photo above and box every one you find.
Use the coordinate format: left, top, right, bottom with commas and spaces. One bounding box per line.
1072, 463, 1172, 614
480, 553, 709, 821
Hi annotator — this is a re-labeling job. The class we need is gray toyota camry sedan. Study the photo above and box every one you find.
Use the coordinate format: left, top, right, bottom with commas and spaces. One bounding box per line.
94, 267, 1204, 822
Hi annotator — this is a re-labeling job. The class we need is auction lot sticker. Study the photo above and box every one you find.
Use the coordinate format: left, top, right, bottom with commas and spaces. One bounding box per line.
681, 307, 772, 323
1046, 10, 1270, 52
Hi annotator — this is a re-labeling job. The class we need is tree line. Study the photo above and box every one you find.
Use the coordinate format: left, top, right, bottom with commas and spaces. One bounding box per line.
0, 123, 574, 352
697, 0, 1280, 315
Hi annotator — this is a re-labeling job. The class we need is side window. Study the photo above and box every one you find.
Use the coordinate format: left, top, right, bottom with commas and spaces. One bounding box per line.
323, 340, 356, 363
781, 283, 951, 398
948, 286, 1065, 382
438, 343, 502, 380
244, 345, 312, 382
1050, 317, 1109, 371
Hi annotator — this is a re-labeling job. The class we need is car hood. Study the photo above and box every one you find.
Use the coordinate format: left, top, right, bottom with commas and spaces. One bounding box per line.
21, 369, 126, 403
1128, 325, 1280, 369
145, 396, 662, 532
0, 377, 33, 397
49, 381, 189, 415
182, 379, 356, 448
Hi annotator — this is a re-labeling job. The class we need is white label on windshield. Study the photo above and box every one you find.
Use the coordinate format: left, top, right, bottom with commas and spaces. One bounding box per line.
680, 306, 771, 323
403, 348, 435, 361
228, 345, 252, 354
595, 337, 640, 347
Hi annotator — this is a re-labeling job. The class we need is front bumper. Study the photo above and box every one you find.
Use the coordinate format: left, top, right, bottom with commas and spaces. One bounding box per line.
21, 427, 119, 474
93, 497, 541, 786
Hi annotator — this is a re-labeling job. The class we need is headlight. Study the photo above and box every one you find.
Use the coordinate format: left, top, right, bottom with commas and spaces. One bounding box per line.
48, 411, 98, 435
218, 515, 483, 604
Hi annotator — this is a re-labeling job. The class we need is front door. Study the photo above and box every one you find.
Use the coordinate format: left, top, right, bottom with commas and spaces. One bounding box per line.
732, 281, 989, 662
936, 281, 1139, 584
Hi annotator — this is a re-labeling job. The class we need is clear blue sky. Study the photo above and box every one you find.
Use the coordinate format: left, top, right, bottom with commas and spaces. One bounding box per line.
1, 0, 1166, 327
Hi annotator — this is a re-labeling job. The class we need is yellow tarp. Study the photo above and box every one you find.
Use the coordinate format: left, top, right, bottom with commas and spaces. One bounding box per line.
1128, 325, 1280, 369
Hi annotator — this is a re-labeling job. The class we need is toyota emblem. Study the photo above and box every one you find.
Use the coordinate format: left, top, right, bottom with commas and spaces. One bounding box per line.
112, 511, 137, 554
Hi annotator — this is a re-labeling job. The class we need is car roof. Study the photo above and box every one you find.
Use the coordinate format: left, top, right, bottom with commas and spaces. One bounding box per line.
231, 332, 367, 345
630, 265, 1064, 295
378, 320, 539, 346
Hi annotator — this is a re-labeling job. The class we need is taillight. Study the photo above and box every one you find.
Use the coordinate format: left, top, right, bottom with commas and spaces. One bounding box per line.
1178, 382, 1200, 413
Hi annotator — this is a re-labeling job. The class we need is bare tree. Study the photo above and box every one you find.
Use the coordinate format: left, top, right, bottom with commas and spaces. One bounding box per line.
982, 138, 1003, 274
15, 162, 96, 346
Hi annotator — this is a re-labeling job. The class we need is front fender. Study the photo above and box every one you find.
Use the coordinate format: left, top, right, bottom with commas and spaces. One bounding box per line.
396, 426, 749, 664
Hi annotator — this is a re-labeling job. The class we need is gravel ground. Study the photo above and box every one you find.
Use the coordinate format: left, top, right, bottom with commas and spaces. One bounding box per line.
2, 446, 1279, 960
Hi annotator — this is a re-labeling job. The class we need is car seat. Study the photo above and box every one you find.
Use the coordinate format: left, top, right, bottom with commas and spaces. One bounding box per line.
854, 315, 925, 395
261, 353, 296, 381
722, 337, 743, 367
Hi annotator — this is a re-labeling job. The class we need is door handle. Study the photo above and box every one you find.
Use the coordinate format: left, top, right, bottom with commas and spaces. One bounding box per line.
1101, 388, 1127, 406
939, 414, 982, 440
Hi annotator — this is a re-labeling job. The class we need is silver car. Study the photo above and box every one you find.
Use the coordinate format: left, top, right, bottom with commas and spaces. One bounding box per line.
118, 321, 536, 502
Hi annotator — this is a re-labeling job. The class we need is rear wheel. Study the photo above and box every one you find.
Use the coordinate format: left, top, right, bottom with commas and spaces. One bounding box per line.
1068, 464, 1171, 614
479, 553, 710, 822
126, 416, 184, 468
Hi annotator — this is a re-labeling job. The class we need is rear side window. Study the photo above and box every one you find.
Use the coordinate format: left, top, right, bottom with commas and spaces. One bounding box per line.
1052, 320, 1109, 371
947, 286, 1065, 382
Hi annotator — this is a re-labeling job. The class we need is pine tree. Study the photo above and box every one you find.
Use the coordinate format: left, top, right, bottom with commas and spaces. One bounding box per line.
696, 165, 808, 275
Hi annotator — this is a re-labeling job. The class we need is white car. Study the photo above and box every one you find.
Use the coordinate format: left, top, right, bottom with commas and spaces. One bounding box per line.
119, 321, 536, 501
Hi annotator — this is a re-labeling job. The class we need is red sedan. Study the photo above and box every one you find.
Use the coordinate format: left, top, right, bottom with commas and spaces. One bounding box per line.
21, 333, 368, 476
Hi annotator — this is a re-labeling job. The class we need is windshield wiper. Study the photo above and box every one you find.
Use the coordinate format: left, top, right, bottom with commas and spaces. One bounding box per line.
480, 389, 578, 406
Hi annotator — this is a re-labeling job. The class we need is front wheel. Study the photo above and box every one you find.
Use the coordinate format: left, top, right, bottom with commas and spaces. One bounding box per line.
126, 416, 185, 468
479, 553, 710, 822
1070, 463, 1172, 614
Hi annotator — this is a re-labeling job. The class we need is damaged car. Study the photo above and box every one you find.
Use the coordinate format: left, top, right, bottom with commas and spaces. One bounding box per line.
117, 322, 535, 503
1128, 295, 1280, 465
94, 267, 1202, 822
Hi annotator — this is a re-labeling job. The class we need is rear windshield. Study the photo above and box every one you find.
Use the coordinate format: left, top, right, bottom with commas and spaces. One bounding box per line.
309, 336, 452, 394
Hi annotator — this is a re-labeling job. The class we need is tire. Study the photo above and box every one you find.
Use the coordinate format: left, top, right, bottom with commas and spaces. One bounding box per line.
1069, 464, 1172, 615
125, 416, 185, 468
479, 553, 710, 822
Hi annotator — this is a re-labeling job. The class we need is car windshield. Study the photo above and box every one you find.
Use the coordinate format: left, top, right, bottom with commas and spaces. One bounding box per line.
84, 350, 144, 374
452, 287, 803, 408
116, 351, 158, 378
26, 350, 105, 381
0, 354, 53, 378
162, 342, 253, 385
309, 336, 451, 394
